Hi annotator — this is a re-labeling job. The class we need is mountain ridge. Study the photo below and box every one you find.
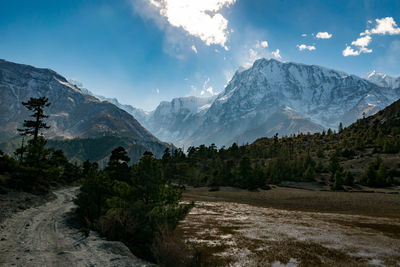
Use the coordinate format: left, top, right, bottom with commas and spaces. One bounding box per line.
0, 59, 172, 162
139, 58, 399, 147
73, 58, 400, 149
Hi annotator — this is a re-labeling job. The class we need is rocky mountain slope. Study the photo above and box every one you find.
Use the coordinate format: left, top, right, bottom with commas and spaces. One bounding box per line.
67, 82, 150, 125
191, 59, 399, 146
141, 96, 215, 147
130, 59, 399, 147
0, 59, 172, 162
75, 86, 216, 147
365, 70, 400, 89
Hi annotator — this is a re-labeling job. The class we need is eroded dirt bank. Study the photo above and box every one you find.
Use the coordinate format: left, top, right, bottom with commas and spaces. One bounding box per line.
0, 187, 151, 267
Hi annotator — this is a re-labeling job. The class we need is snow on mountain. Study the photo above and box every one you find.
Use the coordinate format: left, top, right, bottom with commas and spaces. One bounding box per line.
142, 96, 216, 147
73, 83, 216, 147
75, 58, 400, 148
365, 70, 400, 89
183, 59, 399, 147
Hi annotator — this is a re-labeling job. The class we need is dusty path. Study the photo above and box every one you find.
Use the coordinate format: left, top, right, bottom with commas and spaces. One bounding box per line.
0, 187, 151, 267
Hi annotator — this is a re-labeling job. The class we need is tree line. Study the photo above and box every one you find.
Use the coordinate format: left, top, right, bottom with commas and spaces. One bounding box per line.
0, 97, 196, 265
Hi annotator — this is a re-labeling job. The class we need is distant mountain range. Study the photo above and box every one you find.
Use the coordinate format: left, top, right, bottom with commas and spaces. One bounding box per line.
0, 59, 172, 163
85, 59, 399, 148
3, 58, 398, 156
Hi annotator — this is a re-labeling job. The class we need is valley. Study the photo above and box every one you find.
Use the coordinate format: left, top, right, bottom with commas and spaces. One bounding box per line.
2, 1, 400, 266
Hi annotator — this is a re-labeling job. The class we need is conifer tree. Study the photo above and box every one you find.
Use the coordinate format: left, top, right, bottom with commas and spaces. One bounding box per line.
376, 163, 388, 186
338, 122, 343, 133
18, 97, 50, 142
344, 171, 354, 186
106, 146, 131, 182
333, 172, 344, 190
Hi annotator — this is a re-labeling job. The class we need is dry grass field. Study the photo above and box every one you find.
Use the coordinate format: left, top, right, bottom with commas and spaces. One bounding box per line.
178, 186, 400, 266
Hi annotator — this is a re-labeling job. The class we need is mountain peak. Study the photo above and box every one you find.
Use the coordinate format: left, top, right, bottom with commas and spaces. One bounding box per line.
365, 70, 400, 89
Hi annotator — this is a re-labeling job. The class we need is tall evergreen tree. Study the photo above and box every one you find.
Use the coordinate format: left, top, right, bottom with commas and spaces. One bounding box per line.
105, 146, 131, 182
338, 122, 344, 133
18, 97, 50, 142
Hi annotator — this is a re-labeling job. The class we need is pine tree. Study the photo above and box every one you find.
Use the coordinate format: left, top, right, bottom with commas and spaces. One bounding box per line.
328, 152, 342, 180
363, 163, 377, 186
106, 146, 131, 182
333, 172, 343, 190
17, 97, 50, 142
376, 163, 388, 187
338, 122, 343, 133
239, 156, 254, 189
344, 171, 354, 186
303, 166, 316, 181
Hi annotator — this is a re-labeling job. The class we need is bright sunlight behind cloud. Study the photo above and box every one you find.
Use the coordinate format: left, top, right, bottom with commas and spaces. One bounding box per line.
148, 0, 236, 49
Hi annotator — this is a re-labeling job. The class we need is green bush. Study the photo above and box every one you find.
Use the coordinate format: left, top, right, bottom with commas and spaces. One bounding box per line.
74, 148, 193, 262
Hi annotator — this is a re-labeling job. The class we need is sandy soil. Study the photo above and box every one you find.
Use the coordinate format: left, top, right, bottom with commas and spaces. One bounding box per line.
0, 187, 152, 267
0, 186, 55, 224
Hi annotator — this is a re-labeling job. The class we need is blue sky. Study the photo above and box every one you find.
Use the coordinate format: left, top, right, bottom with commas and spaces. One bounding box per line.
1, 0, 400, 110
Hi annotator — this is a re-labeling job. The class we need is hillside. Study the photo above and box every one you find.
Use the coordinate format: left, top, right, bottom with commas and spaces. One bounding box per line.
0, 59, 172, 162
160, 98, 400, 190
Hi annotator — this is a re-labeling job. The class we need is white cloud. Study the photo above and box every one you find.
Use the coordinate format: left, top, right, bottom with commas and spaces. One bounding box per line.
351, 35, 371, 47
343, 17, 400, 57
156, 88, 160, 94
146, 0, 236, 49
360, 47, 373, 54
316, 32, 332, 39
271, 49, 281, 59
297, 44, 316, 51
342, 46, 359, 56
342, 46, 372, 56
255, 40, 268, 48
362, 17, 400, 36
301, 33, 307, 37
197, 77, 216, 96
191, 45, 198, 53
260, 40, 269, 48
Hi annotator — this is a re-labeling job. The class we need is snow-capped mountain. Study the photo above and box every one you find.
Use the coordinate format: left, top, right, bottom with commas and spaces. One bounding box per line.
73, 82, 216, 147
0, 59, 171, 160
189, 59, 399, 146
134, 59, 399, 147
365, 70, 400, 89
72, 58, 399, 148
142, 96, 216, 147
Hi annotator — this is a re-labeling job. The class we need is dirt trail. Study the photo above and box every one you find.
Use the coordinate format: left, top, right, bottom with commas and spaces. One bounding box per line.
0, 187, 151, 267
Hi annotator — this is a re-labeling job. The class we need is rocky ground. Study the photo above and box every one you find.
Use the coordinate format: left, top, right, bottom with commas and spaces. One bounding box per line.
0, 186, 55, 224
